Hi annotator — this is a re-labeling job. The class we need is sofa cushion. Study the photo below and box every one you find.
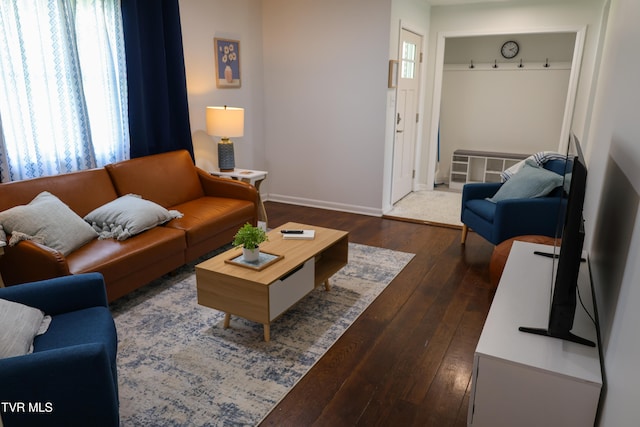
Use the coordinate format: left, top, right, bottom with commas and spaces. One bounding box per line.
105, 150, 205, 208
66, 225, 186, 282
0, 168, 119, 217
166, 197, 256, 247
488, 160, 563, 203
0, 298, 51, 358
0, 191, 98, 256
84, 194, 184, 241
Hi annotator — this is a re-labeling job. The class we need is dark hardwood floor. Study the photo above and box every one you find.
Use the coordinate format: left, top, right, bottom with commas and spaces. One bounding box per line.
259, 201, 496, 427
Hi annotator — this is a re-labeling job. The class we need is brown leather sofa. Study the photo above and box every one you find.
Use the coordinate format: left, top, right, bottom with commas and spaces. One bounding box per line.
0, 150, 259, 301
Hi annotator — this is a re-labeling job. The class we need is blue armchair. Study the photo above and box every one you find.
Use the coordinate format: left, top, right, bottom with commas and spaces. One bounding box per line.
460, 159, 566, 245
0, 273, 119, 427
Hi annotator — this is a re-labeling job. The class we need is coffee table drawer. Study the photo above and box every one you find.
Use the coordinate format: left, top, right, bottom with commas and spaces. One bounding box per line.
269, 258, 314, 320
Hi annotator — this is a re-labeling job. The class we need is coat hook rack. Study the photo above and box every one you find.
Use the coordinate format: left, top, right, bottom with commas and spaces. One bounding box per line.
493, 59, 498, 69
518, 59, 524, 68
469, 59, 475, 69
544, 58, 550, 68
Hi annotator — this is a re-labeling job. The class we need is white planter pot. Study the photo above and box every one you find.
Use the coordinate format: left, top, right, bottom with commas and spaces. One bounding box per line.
242, 247, 260, 262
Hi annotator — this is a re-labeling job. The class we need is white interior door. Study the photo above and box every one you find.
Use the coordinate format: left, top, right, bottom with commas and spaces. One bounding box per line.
391, 29, 422, 204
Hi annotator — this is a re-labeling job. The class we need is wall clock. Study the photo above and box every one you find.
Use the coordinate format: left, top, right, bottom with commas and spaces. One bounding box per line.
501, 40, 519, 59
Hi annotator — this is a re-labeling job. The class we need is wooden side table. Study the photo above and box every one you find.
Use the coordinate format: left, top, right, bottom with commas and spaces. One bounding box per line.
211, 168, 268, 230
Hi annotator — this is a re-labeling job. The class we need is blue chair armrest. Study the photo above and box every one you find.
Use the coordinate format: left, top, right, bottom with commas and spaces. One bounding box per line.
462, 182, 502, 204
0, 273, 108, 315
495, 196, 563, 219
493, 196, 564, 240
0, 343, 119, 427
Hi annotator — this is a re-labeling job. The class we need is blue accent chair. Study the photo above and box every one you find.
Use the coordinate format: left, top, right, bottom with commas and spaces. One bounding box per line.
0, 273, 119, 427
460, 159, 566, 245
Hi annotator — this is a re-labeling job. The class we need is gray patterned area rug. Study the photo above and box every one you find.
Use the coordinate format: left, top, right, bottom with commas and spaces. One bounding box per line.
110, 243, 414, 426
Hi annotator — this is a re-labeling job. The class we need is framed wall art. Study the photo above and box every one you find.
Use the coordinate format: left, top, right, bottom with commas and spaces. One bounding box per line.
214, 38, 241, 88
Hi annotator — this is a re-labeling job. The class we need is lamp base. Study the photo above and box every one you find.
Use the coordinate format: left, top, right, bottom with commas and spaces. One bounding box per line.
218, 140, 235, 172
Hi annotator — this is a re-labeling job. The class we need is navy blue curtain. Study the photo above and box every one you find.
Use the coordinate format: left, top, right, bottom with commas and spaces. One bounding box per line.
121, 0, 194, 159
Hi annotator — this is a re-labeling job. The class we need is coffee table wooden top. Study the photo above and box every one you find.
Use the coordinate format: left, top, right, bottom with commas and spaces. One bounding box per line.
196, 222, 348, 285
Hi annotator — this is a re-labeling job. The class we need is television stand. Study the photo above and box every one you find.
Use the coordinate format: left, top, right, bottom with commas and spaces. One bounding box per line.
518, 326, 596, 347
533, 250, 586, 262
533, 250, 558, 259
468, 241, 601, 426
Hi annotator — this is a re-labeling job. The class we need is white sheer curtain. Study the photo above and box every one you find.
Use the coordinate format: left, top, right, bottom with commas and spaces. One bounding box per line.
0, 0, 129, 182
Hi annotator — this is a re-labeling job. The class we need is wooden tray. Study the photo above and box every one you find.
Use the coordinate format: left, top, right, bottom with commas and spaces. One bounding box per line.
224, 250, 284, 271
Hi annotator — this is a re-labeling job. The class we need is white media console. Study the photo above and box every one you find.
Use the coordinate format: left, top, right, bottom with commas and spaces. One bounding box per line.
468, 241, 602, 426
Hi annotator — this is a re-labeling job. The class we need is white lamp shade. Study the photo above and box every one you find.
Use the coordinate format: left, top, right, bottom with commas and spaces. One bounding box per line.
206, 106, 244, 138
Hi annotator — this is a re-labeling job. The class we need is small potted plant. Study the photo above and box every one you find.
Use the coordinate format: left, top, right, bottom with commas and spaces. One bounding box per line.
232, 223, 268, 262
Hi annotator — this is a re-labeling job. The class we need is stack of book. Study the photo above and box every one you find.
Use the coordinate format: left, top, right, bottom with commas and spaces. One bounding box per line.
280, 229, 315, 240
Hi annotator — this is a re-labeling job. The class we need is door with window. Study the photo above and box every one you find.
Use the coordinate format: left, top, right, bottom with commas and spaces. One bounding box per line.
391, 29, 422, 204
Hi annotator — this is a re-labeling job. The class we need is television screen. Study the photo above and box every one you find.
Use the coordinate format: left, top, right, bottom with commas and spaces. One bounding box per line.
519, 133, 595, 347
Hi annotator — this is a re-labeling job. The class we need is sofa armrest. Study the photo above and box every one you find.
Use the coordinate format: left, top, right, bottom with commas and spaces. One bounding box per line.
0, 240, 70, 286
0, 343, 119, 427
0, 273, 108, 315
462, 182, 502, 204
196, 168, 259, 202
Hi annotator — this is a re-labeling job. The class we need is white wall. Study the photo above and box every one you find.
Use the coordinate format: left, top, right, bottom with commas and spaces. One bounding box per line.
437, 32, 574, 183
423, 0, 607, 189
179, 0, 265, 175
261, 0, 392, 215
581, 0, 640, 424
384, 0, 431, 211
180, 0, 429, 216
178, 0, 606, 211
439, 66, 570, 179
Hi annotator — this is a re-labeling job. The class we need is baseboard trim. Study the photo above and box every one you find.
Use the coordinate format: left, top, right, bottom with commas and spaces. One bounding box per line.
266, 194, 382, 217
381, 214, 463, 230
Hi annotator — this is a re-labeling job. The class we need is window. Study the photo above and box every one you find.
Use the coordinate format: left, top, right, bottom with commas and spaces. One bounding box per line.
0, 0, 129, 182
401, 41, 417, 79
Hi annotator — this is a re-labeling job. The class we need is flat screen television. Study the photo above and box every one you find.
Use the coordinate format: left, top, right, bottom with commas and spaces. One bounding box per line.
519, 133, 596, 347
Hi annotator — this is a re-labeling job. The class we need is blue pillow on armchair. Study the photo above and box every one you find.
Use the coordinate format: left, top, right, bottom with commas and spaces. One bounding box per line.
487, 159, 563, 203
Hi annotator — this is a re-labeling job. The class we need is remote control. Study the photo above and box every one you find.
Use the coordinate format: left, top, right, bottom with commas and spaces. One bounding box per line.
281, 230, 304, 234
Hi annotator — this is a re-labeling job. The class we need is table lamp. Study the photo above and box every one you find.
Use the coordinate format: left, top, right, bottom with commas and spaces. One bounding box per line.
206, 105, 244, 171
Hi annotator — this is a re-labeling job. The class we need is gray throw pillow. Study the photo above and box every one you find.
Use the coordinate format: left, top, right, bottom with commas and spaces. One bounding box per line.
488, 159, 563, 203
0, 298, 51, 359
84, 194, 183, 241
0, 191, 98, 256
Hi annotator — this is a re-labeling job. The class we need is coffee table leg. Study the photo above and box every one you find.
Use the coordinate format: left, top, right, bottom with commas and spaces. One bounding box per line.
324, 278, 331, 292
225, 314, 270, 342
